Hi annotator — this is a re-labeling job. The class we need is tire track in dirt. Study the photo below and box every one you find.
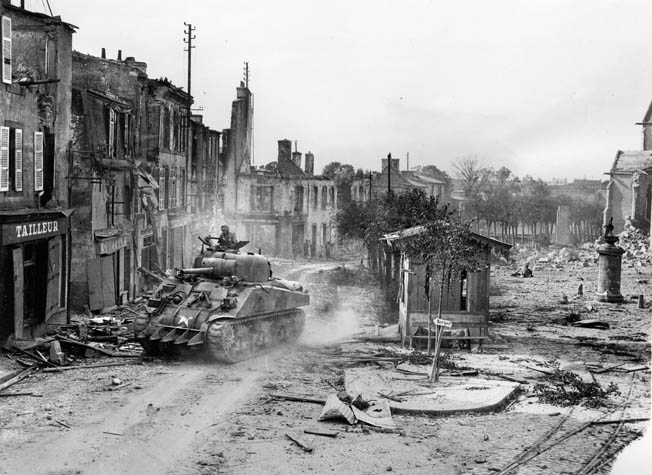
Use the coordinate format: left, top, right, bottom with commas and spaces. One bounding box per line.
1, 362, 265, 475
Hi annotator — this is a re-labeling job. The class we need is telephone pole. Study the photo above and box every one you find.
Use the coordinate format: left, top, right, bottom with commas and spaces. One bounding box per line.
183, 22, 195, 210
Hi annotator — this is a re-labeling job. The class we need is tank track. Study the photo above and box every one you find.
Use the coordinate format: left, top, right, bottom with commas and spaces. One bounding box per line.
205, 308, 305, 363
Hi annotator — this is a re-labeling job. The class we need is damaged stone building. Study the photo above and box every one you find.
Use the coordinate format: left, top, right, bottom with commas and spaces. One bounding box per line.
0, 1, 75, 341
68, 49, 223, 312
604, 101, 652, 235
241, 139, 337, 258
0, 0, 340, 340
351, 155, 446, 203
217, 85, 340, 259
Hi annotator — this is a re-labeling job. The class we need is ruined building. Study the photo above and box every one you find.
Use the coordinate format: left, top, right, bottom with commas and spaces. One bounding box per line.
351, 155, 446, 203
217, 86, 339, 259
68, 49, 223, 312
0, 1, 75, 340
604, 101, 652, 235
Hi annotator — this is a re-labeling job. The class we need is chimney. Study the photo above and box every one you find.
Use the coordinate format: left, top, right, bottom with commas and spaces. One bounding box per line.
237, 81, 249, 99
101, 48, 106, 59
124, 56, 148, 74
277, 139, 292, 163
117, 50, 122, 61
304, 152, 314, 175
291, 151, 302, 168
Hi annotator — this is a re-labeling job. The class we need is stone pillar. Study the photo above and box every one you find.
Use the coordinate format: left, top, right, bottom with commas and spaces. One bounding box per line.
555, 205, 571, 245
596, 235, 625, 303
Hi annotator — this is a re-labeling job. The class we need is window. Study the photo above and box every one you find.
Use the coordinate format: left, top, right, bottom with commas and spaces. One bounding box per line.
180, 168, 186, 207
3, 127, 24, 192
169, 167, 177, 208
162, 107, 171, 150
157, 166, 166, 210
0, 126, 8, 191
107, 108, 116, 157
2, 16, 11, 85
321, 187, 327, 209
13, 128, 22, 191
294, 186, 304, 213
329, 186, 334, 207
169, 109, 175, 151
312, 186, 318, 209
34, 132, 44, 192
252, 185, 273, 212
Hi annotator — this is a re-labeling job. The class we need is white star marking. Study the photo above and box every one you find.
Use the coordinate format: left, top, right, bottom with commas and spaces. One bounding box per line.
178, 316, 190, 327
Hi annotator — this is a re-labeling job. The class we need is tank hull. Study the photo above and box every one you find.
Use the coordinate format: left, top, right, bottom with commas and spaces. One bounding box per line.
134, 252, 309, 363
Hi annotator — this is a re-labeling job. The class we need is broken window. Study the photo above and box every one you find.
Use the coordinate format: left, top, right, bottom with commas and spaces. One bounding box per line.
179, 167, 186, 207
321, 187, 327, 209
156, 166, 167, 211
162, 107, 171, 150
294, 185, 304, 213
106, 107, 116, 157
252, 185, 273, 212
1, 16, 11, 85
169, 166, 177, 208
312, 186, 318, 209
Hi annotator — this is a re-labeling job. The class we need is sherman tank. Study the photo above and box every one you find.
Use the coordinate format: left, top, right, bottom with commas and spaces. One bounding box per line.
134, 237, 309, 363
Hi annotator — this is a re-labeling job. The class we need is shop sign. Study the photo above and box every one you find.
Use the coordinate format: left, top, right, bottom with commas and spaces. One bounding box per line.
96, 235, 129, 255
1, 218, 66, 245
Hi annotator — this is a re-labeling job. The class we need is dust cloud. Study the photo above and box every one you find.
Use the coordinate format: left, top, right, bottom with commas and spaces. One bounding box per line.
299, 284, 378, 347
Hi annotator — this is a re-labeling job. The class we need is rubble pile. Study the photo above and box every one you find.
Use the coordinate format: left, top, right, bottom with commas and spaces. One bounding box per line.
533, 368, 620, 408
612, 223, 652, 264
511, 243, 597, 271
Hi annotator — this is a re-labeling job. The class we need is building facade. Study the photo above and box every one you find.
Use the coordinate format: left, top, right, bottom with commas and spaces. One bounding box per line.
0, 1, 75, 341
351, 155, 445, 203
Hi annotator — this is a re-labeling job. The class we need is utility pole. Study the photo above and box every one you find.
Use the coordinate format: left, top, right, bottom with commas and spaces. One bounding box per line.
387, 153, 392, 197
368, 170, 373, 201
183, 22, 195, 213
243, 61, 254, 166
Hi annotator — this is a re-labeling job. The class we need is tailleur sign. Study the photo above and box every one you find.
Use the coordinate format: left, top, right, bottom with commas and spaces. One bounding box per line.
1, 218, 66, 245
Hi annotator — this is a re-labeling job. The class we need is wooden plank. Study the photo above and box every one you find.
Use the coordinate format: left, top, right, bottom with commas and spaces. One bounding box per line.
269, 393, 325, 404
12, 247, 23, 339
0, 366, 36, 392
285, 433, 313, 452
100, 255, 116, 308
45, 235, 62, 321
86, 258, 103, 311
303, 428, 338, 438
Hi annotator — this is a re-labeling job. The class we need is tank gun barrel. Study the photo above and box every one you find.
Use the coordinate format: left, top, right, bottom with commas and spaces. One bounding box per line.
178, 267, 222, 276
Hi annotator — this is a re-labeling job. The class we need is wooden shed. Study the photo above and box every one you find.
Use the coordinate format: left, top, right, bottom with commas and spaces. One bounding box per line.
382, 225, 511, 347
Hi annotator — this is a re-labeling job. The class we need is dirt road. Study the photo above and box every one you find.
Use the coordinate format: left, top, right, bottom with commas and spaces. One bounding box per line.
0, 258, 649, 474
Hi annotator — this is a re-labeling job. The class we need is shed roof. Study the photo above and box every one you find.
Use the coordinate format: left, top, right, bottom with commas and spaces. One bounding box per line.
382, 223, 512, 255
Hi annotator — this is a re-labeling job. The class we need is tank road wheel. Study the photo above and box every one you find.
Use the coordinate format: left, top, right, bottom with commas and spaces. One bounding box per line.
205, 321, 255, 364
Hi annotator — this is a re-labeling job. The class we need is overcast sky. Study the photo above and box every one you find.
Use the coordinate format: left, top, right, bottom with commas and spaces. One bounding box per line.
29, 0, 652, 180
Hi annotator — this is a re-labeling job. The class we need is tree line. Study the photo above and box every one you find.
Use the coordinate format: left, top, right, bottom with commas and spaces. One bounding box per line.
454, 158, 604, 244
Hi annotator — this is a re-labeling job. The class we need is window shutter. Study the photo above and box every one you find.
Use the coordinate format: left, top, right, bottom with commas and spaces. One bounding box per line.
108, 108, 116, 157
1, 16, 11, 85
158, 166, 166, 210
0, 126, 9, 191
171, 167, 177, 208
34, 131, 44, 191
14, 128, 22, 191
